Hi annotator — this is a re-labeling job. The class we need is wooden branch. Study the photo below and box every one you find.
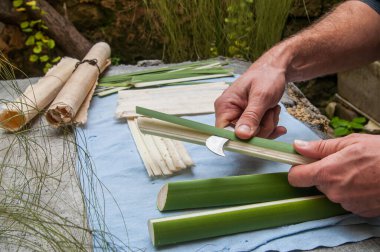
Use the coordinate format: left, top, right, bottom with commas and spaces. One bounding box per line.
0, 0, 92, 58
137, 117, 316, 165
33, 0, 92, 58
0, 1, 23, 24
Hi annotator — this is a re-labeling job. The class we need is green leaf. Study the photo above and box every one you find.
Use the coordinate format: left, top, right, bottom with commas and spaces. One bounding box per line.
15, 7, 26, 12
39, 55, 49, 62
51, 56, 61, 63
47, 39, 55, 49
334, 127, 351, 137
33, 45, 42, 54
35, 31, 43, 40
41, 25, 48, 30
25, 0, 36, 6
330, 117, 350, 129
29, 54, 38, 62
13, 0, 23, 8
43, 63, 52, 73
350, 122, 364, 130
352, 117, 366, 124
25, 35, 35, 46
20, 21, 29, 29
22, 28, 33, 33
30, 20, 42, 27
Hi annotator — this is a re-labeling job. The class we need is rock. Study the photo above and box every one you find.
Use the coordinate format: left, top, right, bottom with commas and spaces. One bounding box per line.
137, 59, 163, 67
281, 92, 296, 107
325, 102, 337, 119
335, 103, 359, 121
364, 120, 380, 134
338, 61, 380, 123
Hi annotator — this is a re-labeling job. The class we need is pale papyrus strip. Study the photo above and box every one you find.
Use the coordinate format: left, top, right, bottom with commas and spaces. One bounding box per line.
46, 42, 111, 127
127, 118, 193, 177
0, 57, 79, 132
116, 82, 228, 119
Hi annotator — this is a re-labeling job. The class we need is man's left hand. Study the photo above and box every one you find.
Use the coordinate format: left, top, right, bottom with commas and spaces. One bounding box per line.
289, 133, 380, 217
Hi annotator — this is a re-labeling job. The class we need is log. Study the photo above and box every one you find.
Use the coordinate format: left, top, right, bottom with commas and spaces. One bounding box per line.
34, 0, 92, 59
0, 0, 92, 59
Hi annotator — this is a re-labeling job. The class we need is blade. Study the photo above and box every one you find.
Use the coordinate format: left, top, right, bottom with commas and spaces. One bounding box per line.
206, 135, 229, 156
206, 126, 234, 157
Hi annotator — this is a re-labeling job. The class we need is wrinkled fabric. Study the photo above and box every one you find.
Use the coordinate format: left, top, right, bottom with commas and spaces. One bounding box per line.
77, 77, 380, 251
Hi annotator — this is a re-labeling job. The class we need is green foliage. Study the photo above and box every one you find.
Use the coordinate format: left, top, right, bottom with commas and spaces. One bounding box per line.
13, 0, 61, 73
330, 117, 367, 137
111, 57, 121, 66
146, 0, 294, 62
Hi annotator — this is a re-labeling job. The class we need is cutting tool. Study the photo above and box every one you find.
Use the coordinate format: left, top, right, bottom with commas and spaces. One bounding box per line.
205, 125, 235, 156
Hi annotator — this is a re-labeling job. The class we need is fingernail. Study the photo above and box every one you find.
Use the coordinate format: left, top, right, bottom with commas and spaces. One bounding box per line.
237, 124, 252, 134
294, 139, 308, 147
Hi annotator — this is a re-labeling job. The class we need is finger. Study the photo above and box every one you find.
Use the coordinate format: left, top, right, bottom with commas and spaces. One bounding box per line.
215, 109, 241, 128
235, 95, 271, 139
293, 137, 356, 159
288, 152, 340, 187
214, 95, 243, 128
256, 109, 275, 138
267, 126, 287, 139
273, 105, 281, 128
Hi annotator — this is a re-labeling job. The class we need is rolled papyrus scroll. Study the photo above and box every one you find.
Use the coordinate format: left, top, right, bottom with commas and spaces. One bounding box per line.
46, 42, 111, 127
0, 57, 79, 132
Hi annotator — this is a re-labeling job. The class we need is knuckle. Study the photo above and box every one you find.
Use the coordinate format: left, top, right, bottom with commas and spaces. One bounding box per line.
348, 133, 361, 139
256, 90, 272, 102
315, 140, 328, 154
314, 166, 328, 185
240, 110, 260, 124
346, 144, 362, 157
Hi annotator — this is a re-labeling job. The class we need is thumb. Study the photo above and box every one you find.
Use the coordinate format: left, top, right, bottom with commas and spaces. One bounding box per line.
235, 98, 269, 139
294, 138, 352, 159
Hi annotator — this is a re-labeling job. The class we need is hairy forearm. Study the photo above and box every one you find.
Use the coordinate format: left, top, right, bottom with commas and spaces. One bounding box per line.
261, 0, 380, 82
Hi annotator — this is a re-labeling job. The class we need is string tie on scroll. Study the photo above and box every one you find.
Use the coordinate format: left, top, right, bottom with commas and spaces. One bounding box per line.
73, 59, 100, 73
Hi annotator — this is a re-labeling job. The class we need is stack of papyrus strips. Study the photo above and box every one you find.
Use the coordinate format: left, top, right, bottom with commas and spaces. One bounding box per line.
116, 82, 229, 177
0, 42, 111, 131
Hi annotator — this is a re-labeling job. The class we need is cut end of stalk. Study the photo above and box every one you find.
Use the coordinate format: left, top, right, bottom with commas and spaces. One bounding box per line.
147, 219, 155, 246
157, 184, 168, 211
0, 110, 26, 132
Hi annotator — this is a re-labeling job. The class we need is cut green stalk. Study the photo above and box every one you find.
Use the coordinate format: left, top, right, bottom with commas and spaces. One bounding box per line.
158, 172, 320, 211
136, 107, 296, 154
99, 60, 224, 84
131, 68, 232, 83
133, 74, 233, 88
98, 82, 132, 87
97, 87, 131, 97
149, 196, 347, 246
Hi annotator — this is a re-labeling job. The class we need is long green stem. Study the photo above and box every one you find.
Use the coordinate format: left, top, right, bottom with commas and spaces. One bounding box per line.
158, 172, 320, 211
149, 196, 347, 246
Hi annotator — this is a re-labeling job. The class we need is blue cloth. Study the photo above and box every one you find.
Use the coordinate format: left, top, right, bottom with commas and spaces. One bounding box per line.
361, 0, 380, 14
78, 77, 380, 251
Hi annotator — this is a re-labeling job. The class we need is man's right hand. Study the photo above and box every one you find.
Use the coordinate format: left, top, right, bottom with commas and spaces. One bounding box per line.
214, 52, 288, 139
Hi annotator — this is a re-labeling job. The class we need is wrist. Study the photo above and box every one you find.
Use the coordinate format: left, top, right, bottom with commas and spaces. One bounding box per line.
247, 38, 298, 83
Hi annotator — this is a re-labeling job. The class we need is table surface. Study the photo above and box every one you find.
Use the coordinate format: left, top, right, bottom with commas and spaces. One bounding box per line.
2, 58, 379, 251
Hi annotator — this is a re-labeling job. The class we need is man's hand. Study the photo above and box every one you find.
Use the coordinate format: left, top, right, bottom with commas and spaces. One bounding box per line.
289, 134, 380, 217
214, 55, 288, 139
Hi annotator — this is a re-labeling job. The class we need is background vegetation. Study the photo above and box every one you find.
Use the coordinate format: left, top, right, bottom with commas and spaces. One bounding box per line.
0, 0, 342, 77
